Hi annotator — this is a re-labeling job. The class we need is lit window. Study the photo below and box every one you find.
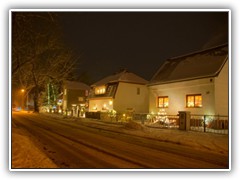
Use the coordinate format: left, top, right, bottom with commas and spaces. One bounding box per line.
95, 86, 106, 95
158, 96, 169, 108
186, 94, 202, 108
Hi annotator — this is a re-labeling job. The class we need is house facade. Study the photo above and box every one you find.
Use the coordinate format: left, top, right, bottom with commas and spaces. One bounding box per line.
88, 70, 149, 114
148, 44, 229, 116
62, 80, 90, 117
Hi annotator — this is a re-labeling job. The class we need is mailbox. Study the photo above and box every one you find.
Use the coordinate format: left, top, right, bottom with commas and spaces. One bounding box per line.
178, 111, 190, 130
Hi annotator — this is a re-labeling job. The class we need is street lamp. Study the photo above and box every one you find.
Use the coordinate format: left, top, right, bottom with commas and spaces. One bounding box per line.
20, 89, 25, 110
20, 89, 29, 111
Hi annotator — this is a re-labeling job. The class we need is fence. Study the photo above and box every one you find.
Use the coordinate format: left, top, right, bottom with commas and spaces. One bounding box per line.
132, 113, 228, 135
67, 110, 228, 134
190, 114, 228, 134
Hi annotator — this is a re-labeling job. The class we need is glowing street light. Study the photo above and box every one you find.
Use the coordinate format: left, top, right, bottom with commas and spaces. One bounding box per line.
20, 89, 29, 111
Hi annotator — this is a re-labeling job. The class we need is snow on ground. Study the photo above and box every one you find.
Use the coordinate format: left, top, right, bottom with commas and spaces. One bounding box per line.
75, 116, 228, 155
11, 113, 58, 168
11, 112, 229, 168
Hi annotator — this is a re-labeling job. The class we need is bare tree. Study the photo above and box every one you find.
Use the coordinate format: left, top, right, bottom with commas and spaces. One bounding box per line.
12, 12, 79, 112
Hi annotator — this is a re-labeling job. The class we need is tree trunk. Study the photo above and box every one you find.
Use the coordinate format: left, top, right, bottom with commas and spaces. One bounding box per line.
33, 86, 39, 113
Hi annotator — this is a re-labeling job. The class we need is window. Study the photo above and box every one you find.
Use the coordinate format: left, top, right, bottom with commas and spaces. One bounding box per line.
95, 86, 106, 95
85, 90, 88, 96
137, 87, 140, 95
78, 97, 84, 102
186, 94, 202, 108
158, 96, 169, 108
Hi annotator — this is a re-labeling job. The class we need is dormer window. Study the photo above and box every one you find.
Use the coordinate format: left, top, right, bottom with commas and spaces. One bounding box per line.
95, 86, 106, 95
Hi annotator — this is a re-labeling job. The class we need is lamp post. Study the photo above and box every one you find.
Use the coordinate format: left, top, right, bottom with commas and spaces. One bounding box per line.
20, 89, 25, 110
21, 89, 29, 111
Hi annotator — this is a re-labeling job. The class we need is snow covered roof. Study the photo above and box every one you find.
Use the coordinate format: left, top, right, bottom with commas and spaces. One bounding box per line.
149, 44, 228, 85
92, 69, 148, 86
64, 80, 90, 90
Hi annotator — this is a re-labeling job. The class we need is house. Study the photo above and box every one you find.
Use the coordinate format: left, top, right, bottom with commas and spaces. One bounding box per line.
62, 80, 90, 117
148, 44, 229, 116
88, 69, 149, 114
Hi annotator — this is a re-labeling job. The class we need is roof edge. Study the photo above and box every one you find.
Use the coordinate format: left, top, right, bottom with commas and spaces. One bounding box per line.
148, 75, 218, 86
168, 43, 228, 61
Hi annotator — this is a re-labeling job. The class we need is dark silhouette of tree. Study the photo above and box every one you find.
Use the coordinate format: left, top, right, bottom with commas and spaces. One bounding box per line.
12, 12, 79, 112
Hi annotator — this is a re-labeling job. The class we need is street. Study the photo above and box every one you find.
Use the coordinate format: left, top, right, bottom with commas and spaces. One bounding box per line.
11, 112, 229, 169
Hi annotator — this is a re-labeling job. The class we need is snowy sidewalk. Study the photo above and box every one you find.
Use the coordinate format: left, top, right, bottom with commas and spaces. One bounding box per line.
11, 122, 58, 168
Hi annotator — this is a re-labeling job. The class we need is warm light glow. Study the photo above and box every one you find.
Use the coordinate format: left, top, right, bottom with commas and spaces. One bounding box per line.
123, 114, 126, 117
21, 89, 25, 93
58, 109, 62, 113
93, 105, 97, 110
186, 94, 202, 108
109, 100, 113, 105
95, 86, 106, 95
158, 96, 169, 108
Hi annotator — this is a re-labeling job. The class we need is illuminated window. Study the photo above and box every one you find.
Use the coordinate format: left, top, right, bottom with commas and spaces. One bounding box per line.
186, 94, 202, 108
95, 86, 106, 95
158, 96, 169, 108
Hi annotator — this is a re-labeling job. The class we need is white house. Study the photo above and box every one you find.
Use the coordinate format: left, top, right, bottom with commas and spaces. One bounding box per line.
148, 44, 229, 116
88, 69, 149, 114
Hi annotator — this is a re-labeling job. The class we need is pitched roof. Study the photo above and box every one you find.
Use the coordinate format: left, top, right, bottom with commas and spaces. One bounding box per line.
64, 80, 90, 90
149, 44, 228, 85
92, 69, 148, 86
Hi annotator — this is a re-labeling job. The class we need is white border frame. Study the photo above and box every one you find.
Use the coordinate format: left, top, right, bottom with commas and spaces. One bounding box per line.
9, 8, 231, 172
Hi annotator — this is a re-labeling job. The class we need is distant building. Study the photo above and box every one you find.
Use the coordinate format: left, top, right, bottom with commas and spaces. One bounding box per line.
62, 80, 90, 117
88, 69, 149, 114
148, 44, 229, 116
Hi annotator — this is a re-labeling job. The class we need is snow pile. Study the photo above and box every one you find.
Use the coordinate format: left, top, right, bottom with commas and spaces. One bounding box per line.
123, 120, 144, 130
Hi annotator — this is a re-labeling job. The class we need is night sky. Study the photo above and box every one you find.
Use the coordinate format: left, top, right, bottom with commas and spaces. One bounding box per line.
58, 11, 228, 84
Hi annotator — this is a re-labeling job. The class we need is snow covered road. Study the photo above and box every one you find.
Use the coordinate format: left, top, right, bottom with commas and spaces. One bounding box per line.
11, 112, 229, 169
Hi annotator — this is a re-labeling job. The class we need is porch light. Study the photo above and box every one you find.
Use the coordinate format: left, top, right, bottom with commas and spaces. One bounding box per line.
109, 100, 113, 105
93, 105, 97, 110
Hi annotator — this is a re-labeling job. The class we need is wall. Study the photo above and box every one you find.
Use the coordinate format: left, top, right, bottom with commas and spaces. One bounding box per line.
63, 89, 86, 110
148, 78, 215, 115
88, 98, 113, 112
214, 59, 229, 116
114, 82, 149, 113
